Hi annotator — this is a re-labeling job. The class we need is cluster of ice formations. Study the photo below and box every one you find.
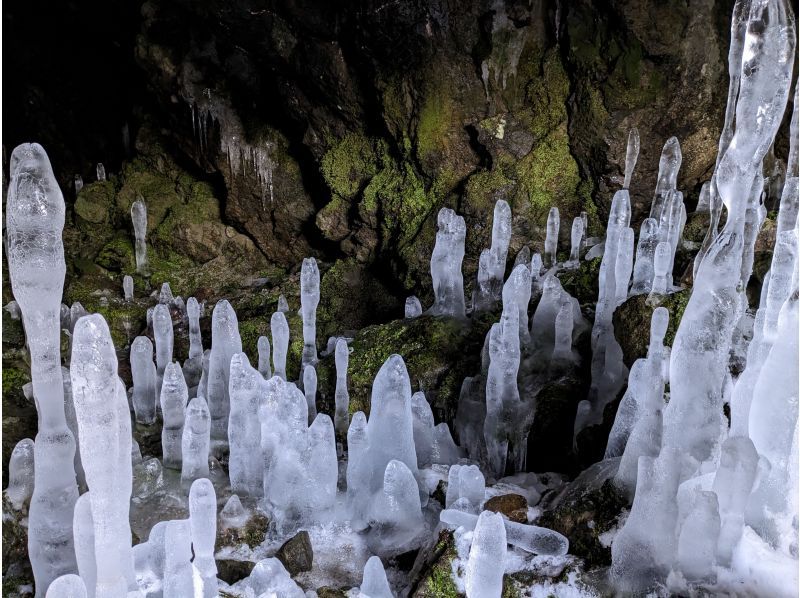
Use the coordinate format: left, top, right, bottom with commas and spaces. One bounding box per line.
5, 2, 798, 595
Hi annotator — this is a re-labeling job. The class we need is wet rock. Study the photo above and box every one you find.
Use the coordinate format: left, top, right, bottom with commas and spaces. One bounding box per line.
484, 493, 528, 523
613, 289, 691, 369
537, 460, 627, 568
275, 530, 314, 576
216, 558, 255, 585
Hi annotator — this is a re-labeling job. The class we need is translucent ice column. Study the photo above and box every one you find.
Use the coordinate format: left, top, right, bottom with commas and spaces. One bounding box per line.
153, 304, 174, 394
630, 218, 659, 295
163, 520, 194, 596
566, 216, 584, 267
411, 392, 434, 468
366, 356, 419, 492
304, 365, 318, 423
676, 490, 720, 583
405, 296, 422, 318
71, 315, 130, 597
271, 311, 289, 380
257, 336, 272, 378
130, 336, 158, 425
6, 438, 35, 510
334, 338, 350, 437
208, 300, 242, 450
429, 207, 467, 318
484, 308, 522, 477
623, 127, 640, 190
161, 362, 188, 470
359, 556, 392, 598
300, 257, 320, 367
465, 511, 506, 598
501, 264, 531, 346
122, 275, 134, 302
7, 142, 78, 595
229, 353, 263, 496
544, 207, 560, 267
189, 478, 218, 597
131, 197, 148, 275
474, 200, 512, 311
187, 297, 203, 360
45, 575, 87, 598
182, 396, 211, 487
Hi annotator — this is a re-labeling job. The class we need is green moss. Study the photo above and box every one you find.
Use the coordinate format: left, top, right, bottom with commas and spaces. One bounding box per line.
74, 180, 116, 224
416, 83, 452, 164
237, 317, 271, 363
96, 235, 136, 273
520, 49, 570, 141
117, 158, 182, 232
517, 125, 582, 214
558, 257, 602, 305
320, 133, 378, 200
2, 367, 30, 402
413, 530, 460, 598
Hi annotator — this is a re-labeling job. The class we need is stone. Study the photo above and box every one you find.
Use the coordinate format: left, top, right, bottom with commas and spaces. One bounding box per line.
215, 559, 255, 585
275, 530, 313, 575
484, 494, 528, 524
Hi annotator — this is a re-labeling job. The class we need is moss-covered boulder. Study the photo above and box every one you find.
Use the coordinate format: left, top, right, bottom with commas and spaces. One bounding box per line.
315, 314, 493, 423
537, 467, 628, 568
612, 289, 691, 368
408, 530, 461, 598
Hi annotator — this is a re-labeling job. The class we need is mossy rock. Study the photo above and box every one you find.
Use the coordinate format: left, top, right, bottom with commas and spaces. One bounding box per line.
96, 235, 136, 273
537, 477, 627, 569
74, 180, 116, 224
2, 496, 32, 589
2, 365, 37, 488
315, 313, 492, 423
410, 530, 461, 597
320, 133, 378, 200
557, 257, 602, 307
612, 289, 691, 368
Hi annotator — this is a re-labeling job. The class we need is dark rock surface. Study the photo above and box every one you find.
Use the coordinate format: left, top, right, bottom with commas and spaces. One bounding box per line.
276, 530, 314, 575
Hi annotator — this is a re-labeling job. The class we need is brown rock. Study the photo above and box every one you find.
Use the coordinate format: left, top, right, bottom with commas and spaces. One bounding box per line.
275, 530, 313, 575
216, 559, 255, 585
484, 493, 528, 523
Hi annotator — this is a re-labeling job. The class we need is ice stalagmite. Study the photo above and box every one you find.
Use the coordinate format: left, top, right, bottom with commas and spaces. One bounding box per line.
712, 436, 758, 566
271, 311, 289, 380
163, 520, 194, 597
308, 414, 338, 516
584, 190, 630, 433
368, 459, 424, 552
529, 252, 543, 296
411, 392, 434, 467
347, 411, 371, 525
501, 264, 531, 345
334, 337, 350, 437
189, 478, 218, 597
229, 353, 263, 496
257, 335, 272, 378
610, 449, 681, 592
694, 183, 723, 279
623, 127, 640, 189
74, 174, 84, 195
366, 356, 419, 491
208, 300, 242, 450
630, 218, 659, 295
131, 198, 148, 275
72, 493, 96, 597
614, 227, 634, 305
153, 304, 173, 394
566, 217, 584, 267
70, 315, 129, 598
161, 362, 188, 470
7, 142, 78, 595
484, 308, 522, 477
359, 556, 392, 598
45, 575, 87, 598
465, 511, 506, 598
123, 275, 134, 302
96, 163, 106, 181
187, 297, 203, 360
304, 365, 318, 422
6, 438, 35, 510
131, 336, 158, 425
544, 207, 560, 267
182, 397, 211, 485
648, 241, 672, 300
459, 465, 485, 510
676, 491, 721, 582
300, 257, 320, 367
405, 296, 422, 318
429, 208, 467, 318
474, 200, 512, 311
551, 302, 575, 367
159, 282, 174, 304
650, 137, 682, 221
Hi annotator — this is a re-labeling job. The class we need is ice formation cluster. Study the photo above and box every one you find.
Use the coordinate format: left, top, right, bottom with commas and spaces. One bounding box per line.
3, 1, 798, 597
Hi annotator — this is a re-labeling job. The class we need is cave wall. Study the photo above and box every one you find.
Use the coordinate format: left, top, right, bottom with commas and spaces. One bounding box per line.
4, 0, 736, 299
